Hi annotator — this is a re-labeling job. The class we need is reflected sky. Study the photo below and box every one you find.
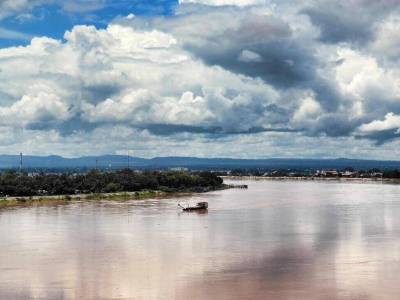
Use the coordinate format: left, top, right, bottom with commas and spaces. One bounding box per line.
1, 180, 400, 299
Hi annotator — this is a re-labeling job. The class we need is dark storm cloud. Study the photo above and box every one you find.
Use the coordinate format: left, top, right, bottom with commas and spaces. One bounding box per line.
355, 130, 400, 145
139, 6, 346, 125
55, 116, 98, 136
154, 7, 315, 89
302, 6, 372, 44
82, 83, 123, 104
190, 37, 344, 114
302, 0, 400, 45
189, 40, 315, 89
311, 114, 362, 137
144, 124, 298, 136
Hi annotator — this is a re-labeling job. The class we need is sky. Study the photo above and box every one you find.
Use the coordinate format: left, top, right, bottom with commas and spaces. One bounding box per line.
0, 0, 400, 159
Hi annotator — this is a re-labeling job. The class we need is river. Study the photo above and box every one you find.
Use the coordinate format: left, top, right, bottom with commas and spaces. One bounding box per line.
1, 179, 400, 299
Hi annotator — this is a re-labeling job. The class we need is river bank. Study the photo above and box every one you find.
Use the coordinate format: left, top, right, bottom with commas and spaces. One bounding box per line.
0, 185, 231, 209
0, 170, 228, 209
223, 176, 400, 183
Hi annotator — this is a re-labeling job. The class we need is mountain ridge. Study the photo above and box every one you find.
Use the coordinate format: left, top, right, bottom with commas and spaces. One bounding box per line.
1, 155, 400, 170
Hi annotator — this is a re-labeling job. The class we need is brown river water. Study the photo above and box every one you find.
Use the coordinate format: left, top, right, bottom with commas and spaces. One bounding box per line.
1, 179, 400, 300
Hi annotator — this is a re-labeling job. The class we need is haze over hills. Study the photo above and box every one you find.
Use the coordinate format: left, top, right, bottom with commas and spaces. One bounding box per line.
2, 155, 400, 171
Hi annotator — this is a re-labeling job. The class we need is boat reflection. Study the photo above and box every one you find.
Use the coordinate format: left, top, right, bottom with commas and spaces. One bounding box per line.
1, 180, 400, 299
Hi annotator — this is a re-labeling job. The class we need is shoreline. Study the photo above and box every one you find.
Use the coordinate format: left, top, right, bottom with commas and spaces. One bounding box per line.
223, 176, 400, 183
0, 185, 230, 209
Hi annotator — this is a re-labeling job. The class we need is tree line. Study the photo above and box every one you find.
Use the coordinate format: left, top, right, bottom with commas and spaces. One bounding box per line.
0, 170, 224, 197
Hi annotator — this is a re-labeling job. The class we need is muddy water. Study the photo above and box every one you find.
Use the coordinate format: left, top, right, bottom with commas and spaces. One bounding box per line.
1, 180, 400, 299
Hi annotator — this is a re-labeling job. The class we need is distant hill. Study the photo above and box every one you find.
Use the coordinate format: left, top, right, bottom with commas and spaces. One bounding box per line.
2, 155, 400, 171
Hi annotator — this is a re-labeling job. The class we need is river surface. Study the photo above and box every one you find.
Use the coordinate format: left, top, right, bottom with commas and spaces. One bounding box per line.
1, 179, 400, 300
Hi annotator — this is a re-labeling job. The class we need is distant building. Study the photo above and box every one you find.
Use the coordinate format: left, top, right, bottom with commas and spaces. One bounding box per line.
341, 170, 358, 178
319, 169, 339, 177
37, 189, 48, 195
169, 167, 189, 172
370, 172, 383, 178
28, 172, 40, 177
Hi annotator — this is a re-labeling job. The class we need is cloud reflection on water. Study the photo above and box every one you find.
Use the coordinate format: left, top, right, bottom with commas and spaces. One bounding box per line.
1, 180, 400, 299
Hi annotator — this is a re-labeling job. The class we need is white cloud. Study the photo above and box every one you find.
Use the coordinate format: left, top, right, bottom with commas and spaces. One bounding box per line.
0, 27, 32, 40
359, 113, 400, 134
371, 16, 400, 62
0, 92, 70, 127
179, 0, 265, 6
334, 48, 400, 119
238, 50, 263, 63
0, 0, 113, 20
0, 1, 400, 157
61, 0, 105, 13
292, 97, 322, 125
0, 22, 282, 136
0, 0, 49, 20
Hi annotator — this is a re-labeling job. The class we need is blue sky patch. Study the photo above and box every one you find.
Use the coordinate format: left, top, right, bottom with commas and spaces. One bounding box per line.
0, 0, 178, 47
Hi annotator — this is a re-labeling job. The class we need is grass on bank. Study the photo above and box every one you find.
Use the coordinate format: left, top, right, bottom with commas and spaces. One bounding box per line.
0, 191, 162, 208
0, 186, 228, 209
0, 197, 69, 208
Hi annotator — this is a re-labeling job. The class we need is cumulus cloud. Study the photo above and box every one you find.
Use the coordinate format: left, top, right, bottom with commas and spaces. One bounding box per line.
0, 0, 400, 157
302, 0, 400, 45
357, 112, 400, 144
238, 50, 263, 63
359, 113, 400, 133
0, 92, 70, 127
371, 16, 400, 63
122, 6, 354, 132
0, 22, 285, 138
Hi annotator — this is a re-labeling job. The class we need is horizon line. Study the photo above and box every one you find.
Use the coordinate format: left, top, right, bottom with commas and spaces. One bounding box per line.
1, 154, 399, 162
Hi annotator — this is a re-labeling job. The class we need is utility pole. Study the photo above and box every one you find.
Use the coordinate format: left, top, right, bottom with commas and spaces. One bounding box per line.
19, 152, 23, 174
127, 150, 130, 169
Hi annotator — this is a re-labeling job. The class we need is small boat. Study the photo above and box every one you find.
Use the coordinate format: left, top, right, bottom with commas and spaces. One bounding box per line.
179, 202, 208, 211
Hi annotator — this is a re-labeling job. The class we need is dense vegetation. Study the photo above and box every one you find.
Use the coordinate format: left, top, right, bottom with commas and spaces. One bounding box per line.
0, 170, 224, 197
382, 169, 400, 179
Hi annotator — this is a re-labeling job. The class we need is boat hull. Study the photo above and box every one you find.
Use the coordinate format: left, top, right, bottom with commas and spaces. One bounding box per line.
182, 207, 208, 212
180, 202, 208, 212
